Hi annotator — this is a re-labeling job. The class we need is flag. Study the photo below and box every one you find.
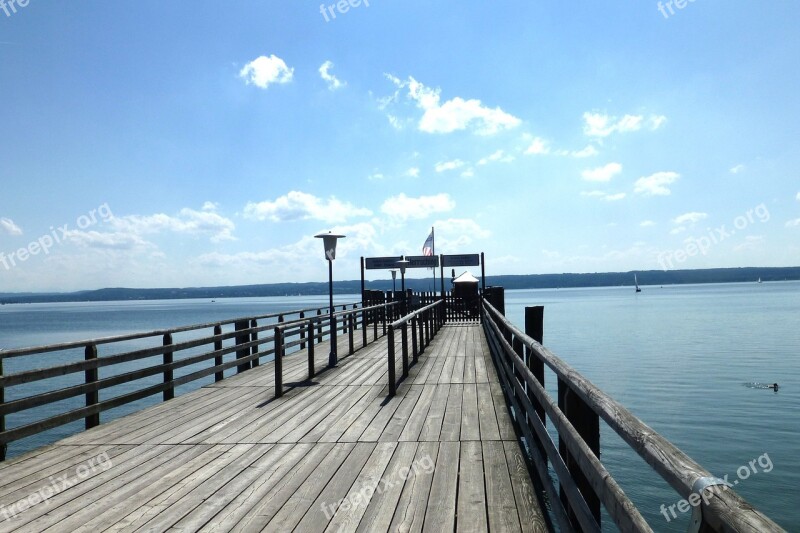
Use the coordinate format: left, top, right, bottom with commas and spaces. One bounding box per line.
422, 229, 434, 256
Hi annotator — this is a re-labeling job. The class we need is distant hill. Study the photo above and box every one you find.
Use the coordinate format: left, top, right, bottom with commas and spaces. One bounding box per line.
1, 266, 798, 304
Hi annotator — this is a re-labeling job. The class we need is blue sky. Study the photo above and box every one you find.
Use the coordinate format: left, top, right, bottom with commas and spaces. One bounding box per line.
1, 1, 799, 292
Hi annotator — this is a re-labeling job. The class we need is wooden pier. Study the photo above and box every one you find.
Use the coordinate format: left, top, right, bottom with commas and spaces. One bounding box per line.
0, 320, 546, 532
0, 288, 786, 532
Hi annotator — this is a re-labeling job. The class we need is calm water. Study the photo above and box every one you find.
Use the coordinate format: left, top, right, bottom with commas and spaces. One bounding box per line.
504, 282, 799, 531
1, 284, 798, 530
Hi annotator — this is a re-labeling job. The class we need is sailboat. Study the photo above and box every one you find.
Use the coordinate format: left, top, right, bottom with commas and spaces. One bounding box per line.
634, 274, 642, 293
757, 277, 762, 284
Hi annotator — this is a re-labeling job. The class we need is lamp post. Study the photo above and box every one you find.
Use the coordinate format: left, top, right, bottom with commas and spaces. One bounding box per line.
397, 257, 410, 315
390, 269, 397, 320
315, 231, 345, 367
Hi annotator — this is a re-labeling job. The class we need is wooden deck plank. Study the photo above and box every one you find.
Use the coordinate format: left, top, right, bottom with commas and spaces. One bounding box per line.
503, 440, 549, 533
315, 441, 397, 533
457, 441, 488, 532
421, 441, 459, 532
460, 383, 481, 441
388, 440, 438, 533
483, 440, 523, 533
354, 441, 419, 533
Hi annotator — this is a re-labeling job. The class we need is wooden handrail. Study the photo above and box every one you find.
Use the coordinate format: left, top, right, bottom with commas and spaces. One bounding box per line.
482, 300, 784, 532
387, 300, 445, 396
271, 302, 399, 398
0, 301, 394, 462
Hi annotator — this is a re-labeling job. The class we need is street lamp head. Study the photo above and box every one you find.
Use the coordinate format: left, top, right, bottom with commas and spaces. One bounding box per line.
390, 270, 397, 281
314, 231, 346, 261
397, 256, 411, 275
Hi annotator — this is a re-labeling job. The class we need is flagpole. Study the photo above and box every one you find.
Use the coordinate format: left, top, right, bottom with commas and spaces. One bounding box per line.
432, 226, 436, 298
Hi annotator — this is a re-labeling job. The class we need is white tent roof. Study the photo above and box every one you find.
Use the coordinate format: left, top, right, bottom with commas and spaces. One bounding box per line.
453, 271, 479, 284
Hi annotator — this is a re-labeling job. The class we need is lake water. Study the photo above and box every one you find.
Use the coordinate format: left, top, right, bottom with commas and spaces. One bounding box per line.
1, 283, 797, 530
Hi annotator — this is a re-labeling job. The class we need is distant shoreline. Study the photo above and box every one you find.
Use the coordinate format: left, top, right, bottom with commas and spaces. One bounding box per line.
2, 266, 798, 305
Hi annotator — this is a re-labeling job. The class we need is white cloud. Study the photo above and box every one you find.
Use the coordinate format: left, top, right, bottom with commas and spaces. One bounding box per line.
670, 227, 687, 235
243, 191, 372, 224
460, 168, 475, 179
796, 192, 800, 201
110, 208, 236, 243
1, 217, 22, 236
673, 212, 708, 225
405, 167, 420, 178
435, 159, 466, 173
582, 162, 622, 182
571, 145, 599, 158
239, 54, 293, 89
433, 218, 491, 250
367, 172, 385, 181
634, 171, 680, 196
730, 164, 746, 174
202, 201, 219, 212
733, 235, 764, 252
524, 137, 551, 155
381, 193, 455, 221
581, 191, 625, 201
640, 220, 656, 227
478, 150, 514, 165
786, 218, 800, 228
319, 61, 345, 90
65, 230, 153, 250
583, 112, 666, 137
389, 76, 521, 135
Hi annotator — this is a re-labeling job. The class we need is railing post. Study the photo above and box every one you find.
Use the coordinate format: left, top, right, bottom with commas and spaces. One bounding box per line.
329, 315, 337, 367
418, 311, 425, 353
382, 304, 387, 336
308, 320, 315, 379
294, 312, 303, 350
401, 322, 409, 378
317, 309, 323, 343
558, 380, 601, 528
362, 308, 368, 347
251, 319, 260, 367
388, 325, 396, 396
1, 356, 6, 462
85, 344, 99, 430
348, 313, 354, 355
163, 333, 174, 402
373, 307, 378, 339
525, 307, 545, 427
411, 316, 419, 364
274, 327, 284, 398
342, 306, 347, 334
235, 320, 251, 373
214, 324, 224, 382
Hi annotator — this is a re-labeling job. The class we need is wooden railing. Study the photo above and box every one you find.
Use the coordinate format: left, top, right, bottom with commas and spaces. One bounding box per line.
386, 300, 445, 396
0, 301, 396, 462
443, 293, 480, 323
272, 302, 398, 398
482, 300, 784, 532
